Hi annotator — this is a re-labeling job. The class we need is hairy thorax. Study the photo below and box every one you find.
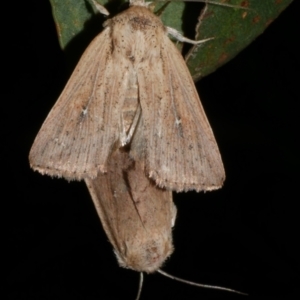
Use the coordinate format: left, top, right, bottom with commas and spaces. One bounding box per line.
107, 6, 165, 64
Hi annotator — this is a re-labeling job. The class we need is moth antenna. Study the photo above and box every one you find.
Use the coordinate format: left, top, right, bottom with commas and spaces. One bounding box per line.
90, 0, 110, 16
160, 0, 251, 10
167, 26, 214, 45
156, 0, 256, 15
157, 269, 248, 296
135, 273, 144, 300
130, 0, 152, 8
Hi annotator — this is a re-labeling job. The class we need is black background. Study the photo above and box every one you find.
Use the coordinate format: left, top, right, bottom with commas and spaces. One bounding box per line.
3, 0, 299, 299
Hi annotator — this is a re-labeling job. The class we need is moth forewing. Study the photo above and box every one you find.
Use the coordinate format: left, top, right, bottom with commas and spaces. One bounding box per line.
85, 147, 175, 273
29, 28, 131, 180
138, 30, 225, 191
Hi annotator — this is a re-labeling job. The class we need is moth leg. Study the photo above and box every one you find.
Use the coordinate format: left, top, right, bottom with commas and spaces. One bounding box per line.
166, 27, 214, 45
171, 203, 177, 228
126, 104, 141, 145
91, 0, 110, 16
120, 104, 141, 147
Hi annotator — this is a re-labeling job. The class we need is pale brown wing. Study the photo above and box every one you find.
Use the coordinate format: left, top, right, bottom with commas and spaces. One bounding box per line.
137, 35, 225, 192
29, 28, 131, 180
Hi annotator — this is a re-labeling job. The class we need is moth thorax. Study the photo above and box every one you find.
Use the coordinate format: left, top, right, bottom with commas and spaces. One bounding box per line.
111, 6, 164, 63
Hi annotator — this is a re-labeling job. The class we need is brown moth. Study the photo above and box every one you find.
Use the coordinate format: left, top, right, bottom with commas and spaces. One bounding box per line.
85, 136, 246, 296
29, 0, 225, 192
85, 112, 244, 294
85, 119, 176, 273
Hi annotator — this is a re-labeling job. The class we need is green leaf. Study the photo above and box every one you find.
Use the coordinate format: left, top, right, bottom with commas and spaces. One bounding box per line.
185, 0, 294, 80
49, 0, 293, 79
49, 0, 109, 49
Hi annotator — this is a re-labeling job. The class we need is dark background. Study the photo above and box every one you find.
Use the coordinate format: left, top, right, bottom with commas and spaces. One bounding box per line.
3, 0, 299, 299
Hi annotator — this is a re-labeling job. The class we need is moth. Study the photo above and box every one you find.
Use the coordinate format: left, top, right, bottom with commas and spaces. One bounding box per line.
86, 155, 175, 273
85, 114, 244, 296
86, 113, 176, 273
29, 0, 225, 192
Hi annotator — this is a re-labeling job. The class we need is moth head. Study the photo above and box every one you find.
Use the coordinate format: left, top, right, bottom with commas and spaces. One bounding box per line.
114, 236, 174, 273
